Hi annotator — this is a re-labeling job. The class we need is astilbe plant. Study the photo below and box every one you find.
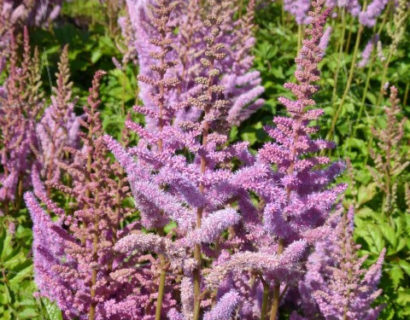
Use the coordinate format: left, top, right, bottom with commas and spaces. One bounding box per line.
25, 72, 176, 320
105, 1, 260, 319
205, 1, 346, 319
368, 86, 409, 214
294, 207, 385, 320
0, 29, 43, 213
1, 0, 62, 26
34, 45, 81, 191
0, 0, 62, 73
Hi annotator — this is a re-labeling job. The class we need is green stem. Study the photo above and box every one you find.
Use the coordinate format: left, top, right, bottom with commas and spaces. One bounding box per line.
331, 9, 347, 105
404, 82, 409, 106
377, 50, 392, 107
155, 255, 167, 320
351, 50, 376, 140
261, 280, 271, 320
327, 24, 363, 140
268, 240, 284, 320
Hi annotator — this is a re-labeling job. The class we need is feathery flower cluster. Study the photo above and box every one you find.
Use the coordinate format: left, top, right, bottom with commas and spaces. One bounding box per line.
14, 0, 387, 318
26, 71, 177, 319
1, 0, 62, 26
123, 0, 264, 129
107, 1, 253, 318
359, 0, 389, 27
284, 0, 312, 25
368, 86, 408, 214
204, 2, 347, 318
0, 0, 62, 74
294, 207, 385, 319
280, 0, 389, 27
34, 45, 81, 187
326, 0, 362, 17
0, 29, 42, 207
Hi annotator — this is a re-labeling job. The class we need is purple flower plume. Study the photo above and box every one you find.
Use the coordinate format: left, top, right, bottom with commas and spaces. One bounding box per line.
359, 0, 389, 27
26, 71, 176, 319
295, 207, 385, 319
0, 29, 41, 205
34, 45, 81, 187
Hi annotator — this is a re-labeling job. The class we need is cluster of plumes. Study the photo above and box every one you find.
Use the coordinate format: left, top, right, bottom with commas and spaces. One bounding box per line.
0, 29, 42, 208
34, 45, 81, 188
7, 0, 385, 319
0, 0, 63, 73
326, 0, 361, 17
1, 0, 62, 26
205, 1, 347, 318
284, 0, 312, 25
279, 0, 390, 27
26, 71, 178, 320
385, 0, 408, 65
122, 0, 264, 129
106, 0, 256, 318
368, 86, 409, 214
359, 0, 389, 27
104, 0, 385, 319
293, 207, 385, 320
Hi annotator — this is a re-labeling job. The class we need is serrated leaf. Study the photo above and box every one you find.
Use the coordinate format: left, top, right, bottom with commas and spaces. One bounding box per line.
390, 265, 404, 289
379, 223, 397, 249
398, 260, 410, 276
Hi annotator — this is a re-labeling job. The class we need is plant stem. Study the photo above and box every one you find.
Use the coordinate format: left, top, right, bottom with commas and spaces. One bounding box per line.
376, 50, 392, 107
155, 254, 167, 320
330, 8, 346, 105
192, 127, 208, 319
351, 48, 376, 141
404, 82, 409, 106
269, 239, 284, 320
261, 279, 271, 320
344, 22, 352, 52
328, 23, 363, 140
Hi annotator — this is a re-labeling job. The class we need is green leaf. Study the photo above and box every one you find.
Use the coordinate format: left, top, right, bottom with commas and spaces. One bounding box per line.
379, 223, 397, 249
0, 233, 13, 261
390, 264, 404, 289
357, 182, 377, 206
8, 264, 33, 288
43, 298, 63, 320
398, 260, 410, 276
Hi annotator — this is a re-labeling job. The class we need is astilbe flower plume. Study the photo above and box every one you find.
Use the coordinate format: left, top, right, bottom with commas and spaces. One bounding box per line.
205, 1, 346, 318
0, 29, 42, 210
283, 0, 312, 25
294, 207, 385, 320
1, 0, 62, 26
0, 0, 62, 72
25, 72, 176, 320
221, 0, 265, 126
34, 45, 81, 189
106, 1, 259, 318
368, 86, 409, 214
359, 0, 389, 27
281, 0, 389, 27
